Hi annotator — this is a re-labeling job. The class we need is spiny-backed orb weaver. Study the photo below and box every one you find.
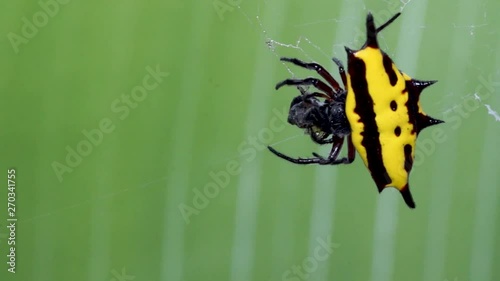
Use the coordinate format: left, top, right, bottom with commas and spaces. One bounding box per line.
268, 12, 444, 208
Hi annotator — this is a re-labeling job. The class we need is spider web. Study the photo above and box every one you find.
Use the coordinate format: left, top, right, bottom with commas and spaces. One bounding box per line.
234, 0, 500, 152
230, 2, 500, 281
234, 0, 414, 151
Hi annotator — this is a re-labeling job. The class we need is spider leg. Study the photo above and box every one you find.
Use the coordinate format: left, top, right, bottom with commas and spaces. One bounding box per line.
276, 78, 334, 97
267, 136, 351, 165
312, 136, 353, 164
345, 135, 356, 163
297, 88, 331, 101
326, 136, 344, 161
268, 146, 347, 165
267, 146, 326, 165
312, 152, 326, 159
280, 57, 343, 96
332, 57, 347, 89
297, 86, 307, 95
306, 92, 331, 100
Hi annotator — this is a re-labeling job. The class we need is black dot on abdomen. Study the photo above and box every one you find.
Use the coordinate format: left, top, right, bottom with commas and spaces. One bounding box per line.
390, 100, 397, 111
394, 126, 401, 136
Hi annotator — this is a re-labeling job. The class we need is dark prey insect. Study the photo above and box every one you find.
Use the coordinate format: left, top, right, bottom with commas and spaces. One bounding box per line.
267, 12, 444, 208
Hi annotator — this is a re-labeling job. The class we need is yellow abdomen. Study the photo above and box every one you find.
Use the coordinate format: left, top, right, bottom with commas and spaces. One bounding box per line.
345, 47, 416, 191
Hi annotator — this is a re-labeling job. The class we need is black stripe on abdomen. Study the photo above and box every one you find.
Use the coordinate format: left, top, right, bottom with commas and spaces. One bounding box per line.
383, 53, 397, 86
348, 55, 391, 191
405, 80, 418, 134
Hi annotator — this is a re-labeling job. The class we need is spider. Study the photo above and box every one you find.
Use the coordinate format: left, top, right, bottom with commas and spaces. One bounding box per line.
267, 12, 444, 208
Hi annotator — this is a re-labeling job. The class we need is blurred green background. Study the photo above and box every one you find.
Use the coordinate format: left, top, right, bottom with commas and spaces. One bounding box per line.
0, 0, 499, 280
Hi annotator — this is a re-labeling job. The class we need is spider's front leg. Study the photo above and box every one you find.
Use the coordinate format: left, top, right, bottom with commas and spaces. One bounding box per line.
276, 78, 335, 97
332, 57, 347, 89
280, 57, 343, 95
267, 136, 352, 165
345, 135, 356, 164
267, 146, 335, 165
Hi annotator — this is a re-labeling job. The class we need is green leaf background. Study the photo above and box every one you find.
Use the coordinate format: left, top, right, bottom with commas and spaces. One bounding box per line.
0, 0, 499, 281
